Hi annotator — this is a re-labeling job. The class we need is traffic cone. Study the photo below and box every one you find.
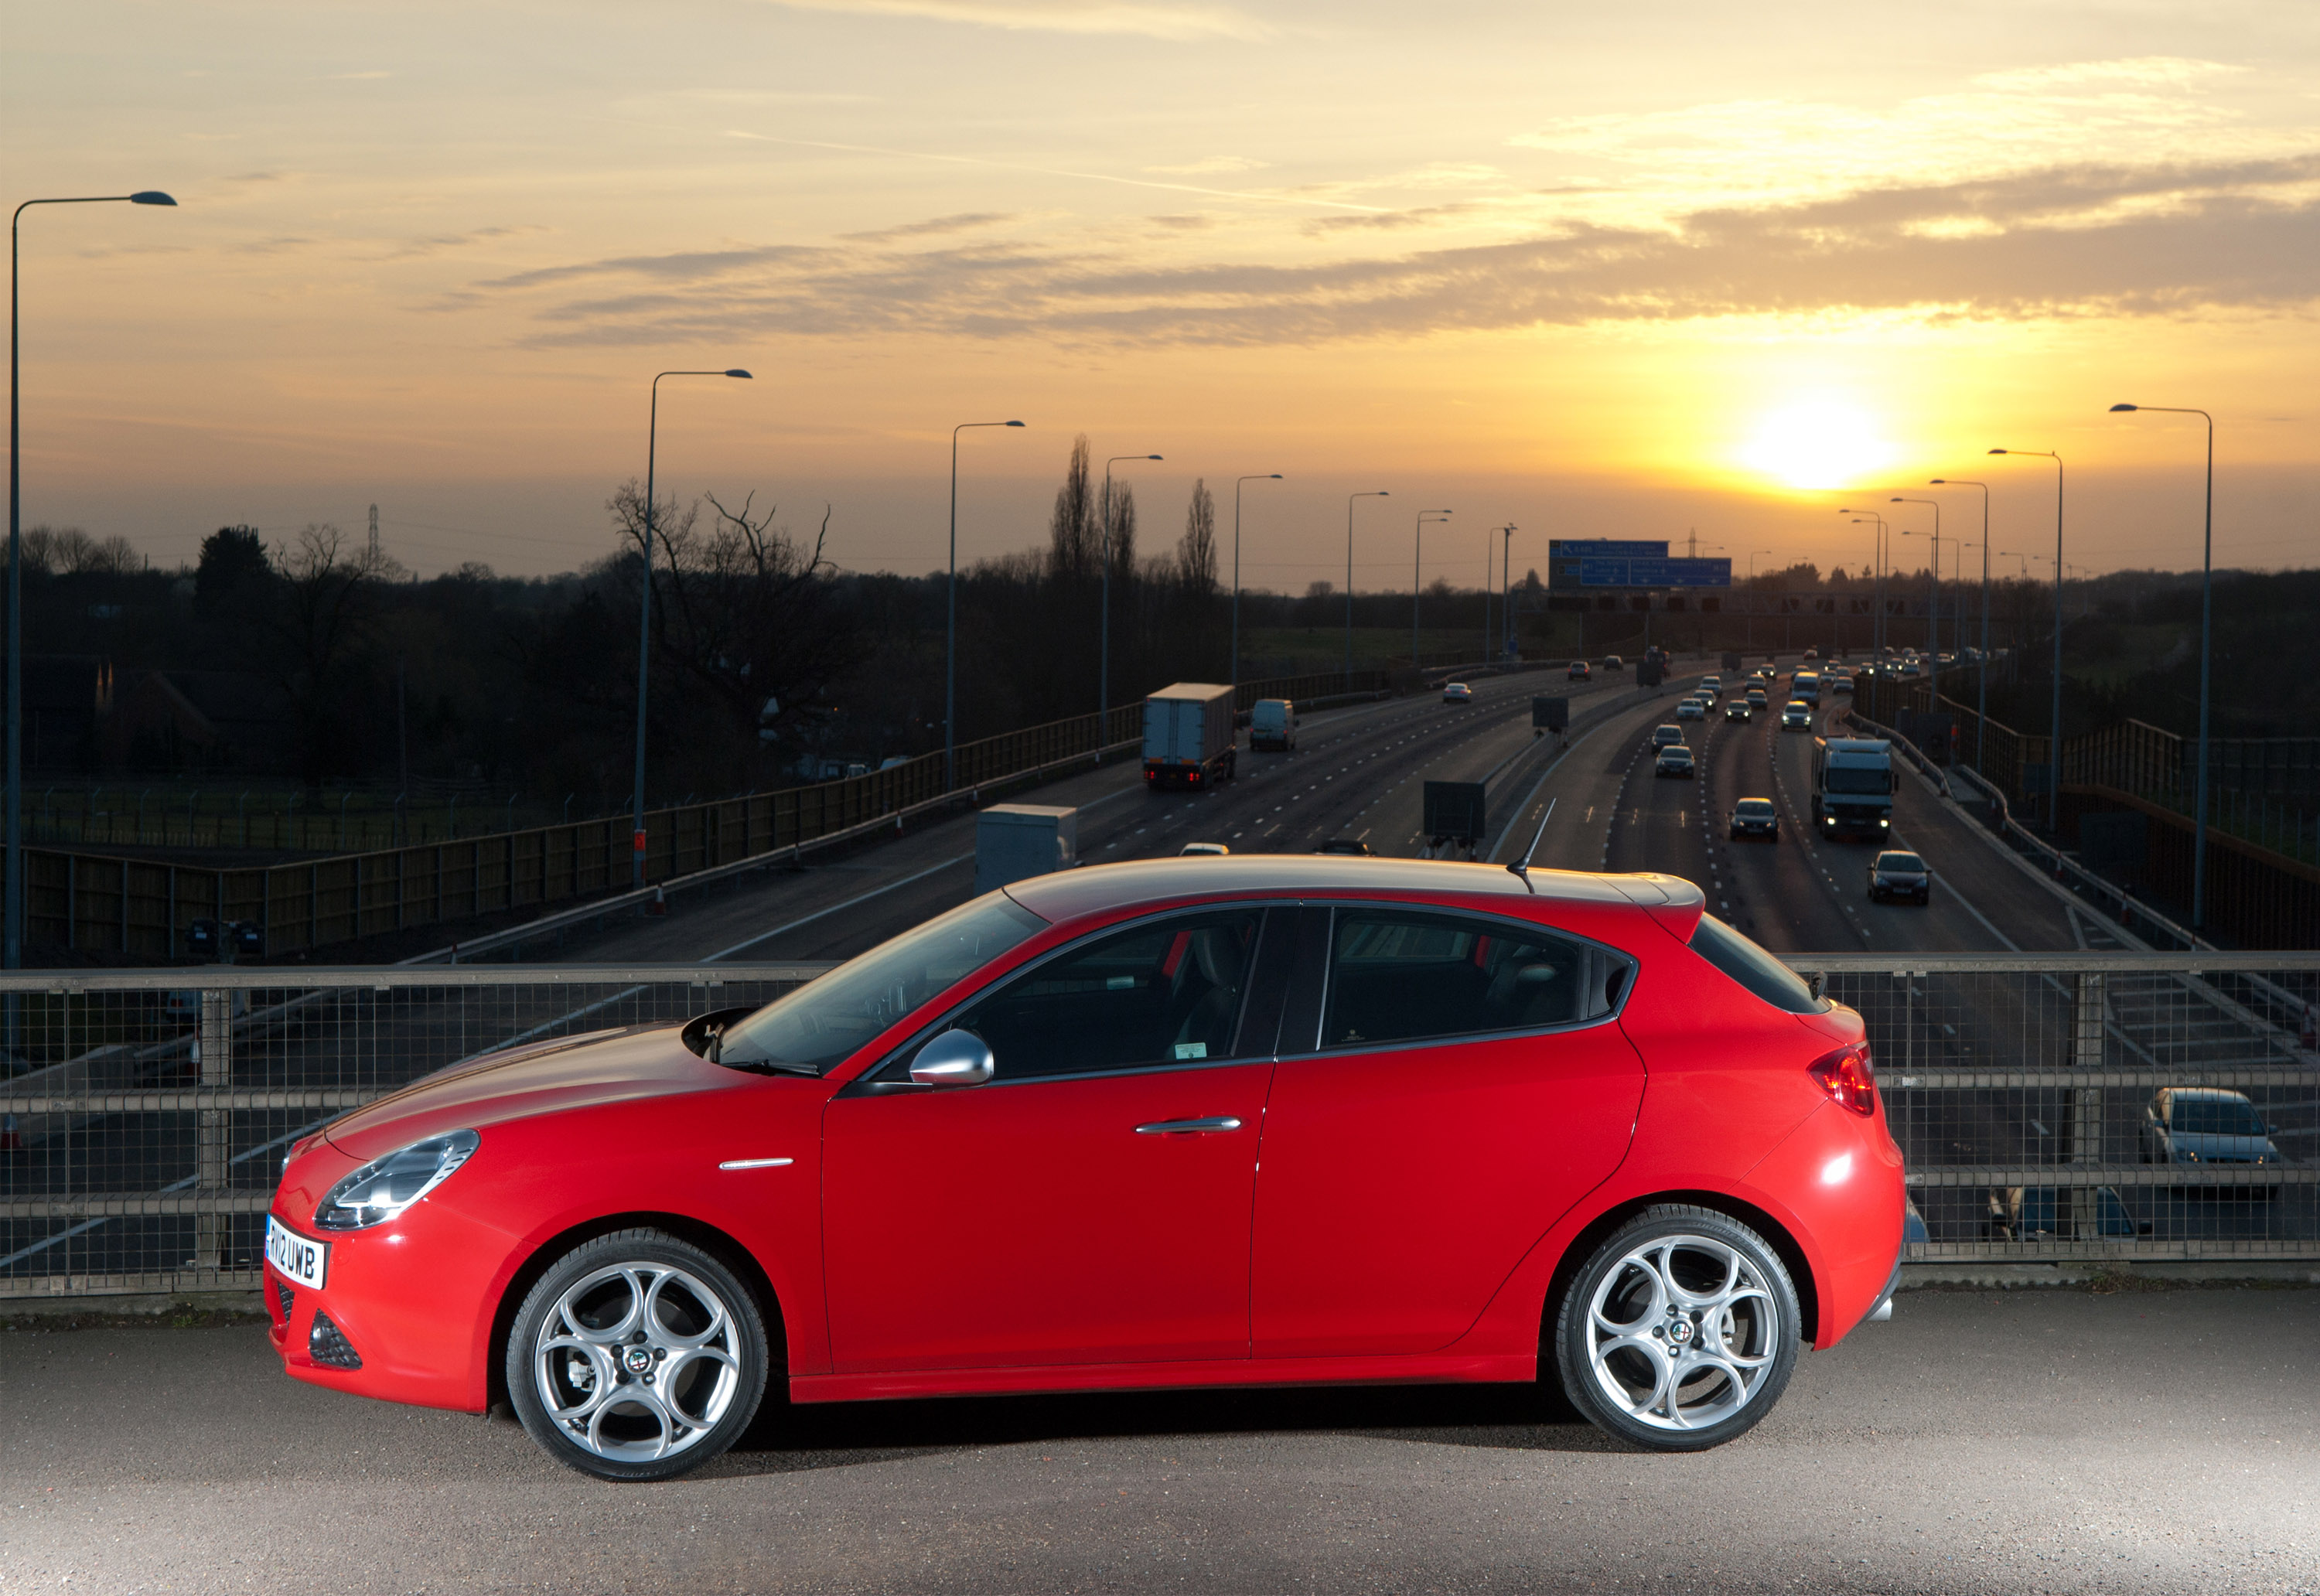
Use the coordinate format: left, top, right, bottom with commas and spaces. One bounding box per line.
646, 885, 669, 917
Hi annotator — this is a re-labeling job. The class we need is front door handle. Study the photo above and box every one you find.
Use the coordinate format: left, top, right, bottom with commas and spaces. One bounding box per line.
1134, 1116, 1244, 1135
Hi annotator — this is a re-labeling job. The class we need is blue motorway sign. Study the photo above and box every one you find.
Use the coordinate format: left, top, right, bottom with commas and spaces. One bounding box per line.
1575, 556, 1731, 588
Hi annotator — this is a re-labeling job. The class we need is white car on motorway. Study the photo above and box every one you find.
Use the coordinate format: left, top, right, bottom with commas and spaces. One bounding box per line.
1675, 698, 1705, 720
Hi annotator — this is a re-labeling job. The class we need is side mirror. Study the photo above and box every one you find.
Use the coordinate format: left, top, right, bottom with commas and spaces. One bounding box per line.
909, 1028, 994, 1087
1807, 971, 1827, 1001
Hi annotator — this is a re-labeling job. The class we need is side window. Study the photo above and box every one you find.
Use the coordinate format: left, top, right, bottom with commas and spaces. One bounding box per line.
937, 909, 1264, 1082
1320, 909, 1624, 1051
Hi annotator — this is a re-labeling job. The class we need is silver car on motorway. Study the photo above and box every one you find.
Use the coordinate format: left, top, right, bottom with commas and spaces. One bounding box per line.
2141, 1088, 2284, 1188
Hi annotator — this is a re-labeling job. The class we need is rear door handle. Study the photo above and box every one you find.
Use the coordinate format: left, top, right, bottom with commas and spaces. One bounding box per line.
1134, 1116, 1244, 1135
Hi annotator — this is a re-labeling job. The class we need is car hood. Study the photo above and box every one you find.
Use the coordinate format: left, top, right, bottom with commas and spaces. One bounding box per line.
323, 1021, 735, 1160
2166, 1130, 2279, 1161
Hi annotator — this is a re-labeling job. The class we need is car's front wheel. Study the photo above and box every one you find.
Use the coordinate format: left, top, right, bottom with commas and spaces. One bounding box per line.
507, 1228, 771, 1482
1553, 1206, 1800, 1451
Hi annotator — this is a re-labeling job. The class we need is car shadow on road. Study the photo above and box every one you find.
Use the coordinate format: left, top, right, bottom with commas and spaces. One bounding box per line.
705, 1379, 1617, 1478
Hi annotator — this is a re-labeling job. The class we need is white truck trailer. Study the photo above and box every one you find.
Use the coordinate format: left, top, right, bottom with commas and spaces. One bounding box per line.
1142, 682, 1238, 791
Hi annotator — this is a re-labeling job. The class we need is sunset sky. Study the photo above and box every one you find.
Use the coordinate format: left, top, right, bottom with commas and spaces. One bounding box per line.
7, 1, 2316, 588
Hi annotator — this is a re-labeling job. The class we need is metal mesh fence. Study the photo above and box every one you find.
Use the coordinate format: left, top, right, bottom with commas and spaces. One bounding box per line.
1800, 954, 2320, 1262
5, 953, 2315, 1298
0, 967, 826, 1297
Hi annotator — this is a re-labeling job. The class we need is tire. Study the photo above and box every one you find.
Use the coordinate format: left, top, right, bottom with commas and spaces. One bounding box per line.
507, 1228, 771, 1482
1553, 1206, 1801, 1452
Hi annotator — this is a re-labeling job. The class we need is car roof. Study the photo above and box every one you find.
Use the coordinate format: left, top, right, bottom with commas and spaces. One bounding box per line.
1005, 854, 1701, 922
1735, 796, 1773, 807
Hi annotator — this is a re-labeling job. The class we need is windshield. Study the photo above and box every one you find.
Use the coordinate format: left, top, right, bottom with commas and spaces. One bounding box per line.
1875, 853, 1926, 872
2172, 1095, 2265, 1136
1736, 800, 1774, 816
717, 894, 1047, 1074
1825, 767, 1889, 794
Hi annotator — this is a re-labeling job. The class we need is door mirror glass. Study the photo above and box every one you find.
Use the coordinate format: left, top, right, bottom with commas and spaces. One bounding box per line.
909, 1029, 995, 1087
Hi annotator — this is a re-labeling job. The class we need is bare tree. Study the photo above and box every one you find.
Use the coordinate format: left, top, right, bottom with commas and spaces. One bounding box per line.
636, 484, 865, 749
1177, 479, 1217, 598
1048, 435, 1097, 581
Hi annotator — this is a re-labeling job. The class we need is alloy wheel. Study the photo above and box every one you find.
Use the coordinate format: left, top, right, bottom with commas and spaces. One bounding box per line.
1581, 1233, 1780, 1432
532, 1262, 742, 1465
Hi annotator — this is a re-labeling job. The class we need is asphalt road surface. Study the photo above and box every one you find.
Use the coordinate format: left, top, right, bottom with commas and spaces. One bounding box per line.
5, 1285, 2314, 1594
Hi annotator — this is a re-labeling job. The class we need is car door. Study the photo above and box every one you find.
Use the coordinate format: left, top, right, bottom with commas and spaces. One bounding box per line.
1250, 906, 1646, 1359
821, 905, 1285, 1374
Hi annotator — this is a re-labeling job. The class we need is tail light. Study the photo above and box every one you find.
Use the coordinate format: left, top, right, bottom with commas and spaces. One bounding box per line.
1808, 1043, 1878, 1116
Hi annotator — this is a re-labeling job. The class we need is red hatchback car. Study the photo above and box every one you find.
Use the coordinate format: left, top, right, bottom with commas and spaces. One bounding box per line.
266, 858, 1902, 1480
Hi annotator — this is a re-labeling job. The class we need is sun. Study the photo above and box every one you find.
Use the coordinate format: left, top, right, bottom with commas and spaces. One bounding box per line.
1738, 397, 1897, 491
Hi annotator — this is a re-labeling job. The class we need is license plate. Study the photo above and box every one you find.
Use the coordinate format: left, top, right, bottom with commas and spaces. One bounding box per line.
265, 1217, 329, 1291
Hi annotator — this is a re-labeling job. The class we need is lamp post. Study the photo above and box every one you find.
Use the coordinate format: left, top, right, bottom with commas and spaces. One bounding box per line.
945, 419, 1025, 789
1100, 454, 1162, 735
1413, 510, 1451, 667
1838, 507, 1888, 660
630, 367, 751, 890
1500, 524, 1516, 659
1892, 497, 1941, 732
1991, 448, 2064, 826
2110, 402, 2216, 931
9, 189, 176, 970
1932, 479, 1991, 771
1744, 550, 1773, 650
1346, 490, 1389, 690
1230, 473, 1282, 699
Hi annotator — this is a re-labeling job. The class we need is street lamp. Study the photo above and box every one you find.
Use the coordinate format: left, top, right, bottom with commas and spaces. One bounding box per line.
1500, 525, 1516, 659
630, 367, 751, 889
1932, 479, 1992, 772
1346, 490, 1389, 690
1991, 448, 2065, 828
1100, 454, 1162, 736
1744, 551, 1773, 650
2110, 401, 2216, 931
9, 188, 176, 970
1230, 473, 1282, 700
1892, 497, 1941, 725
1838, 507, 1888, 659
1414, 510, 1452, 668
945, 419, 1025, 789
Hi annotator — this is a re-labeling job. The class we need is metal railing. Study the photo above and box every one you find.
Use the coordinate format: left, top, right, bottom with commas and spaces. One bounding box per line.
6, 951, 2315, 1299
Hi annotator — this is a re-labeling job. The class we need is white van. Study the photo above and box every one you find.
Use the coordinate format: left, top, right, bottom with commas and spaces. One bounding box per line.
1250, 697, 1298, 752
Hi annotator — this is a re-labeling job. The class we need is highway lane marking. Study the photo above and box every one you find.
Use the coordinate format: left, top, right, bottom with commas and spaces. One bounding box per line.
705, 852, 977, 962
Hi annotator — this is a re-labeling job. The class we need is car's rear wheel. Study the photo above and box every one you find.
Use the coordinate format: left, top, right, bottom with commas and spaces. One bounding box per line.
1553, 1206, 1800, 1452
507, 1228, 770, 1482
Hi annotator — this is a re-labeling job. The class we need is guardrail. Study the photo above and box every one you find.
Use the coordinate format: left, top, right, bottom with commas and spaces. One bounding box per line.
5, 950, 2317, 1299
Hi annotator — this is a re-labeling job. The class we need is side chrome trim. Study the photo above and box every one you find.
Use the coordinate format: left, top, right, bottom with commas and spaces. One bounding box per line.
1134, 1117, 1244, 1135
717, 1157, 796, 1171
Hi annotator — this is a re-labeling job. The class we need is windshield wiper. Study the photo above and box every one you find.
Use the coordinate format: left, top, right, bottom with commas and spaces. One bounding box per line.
715, 1054, 821, 1078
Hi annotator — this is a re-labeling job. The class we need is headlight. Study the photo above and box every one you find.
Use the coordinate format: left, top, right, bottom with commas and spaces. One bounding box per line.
314, 1129, 480, 1231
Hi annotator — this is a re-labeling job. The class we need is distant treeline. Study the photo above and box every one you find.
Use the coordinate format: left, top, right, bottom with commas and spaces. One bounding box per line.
16, 446, 2313, 798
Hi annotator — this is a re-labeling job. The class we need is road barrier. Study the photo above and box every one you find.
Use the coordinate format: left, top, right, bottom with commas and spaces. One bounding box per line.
5, 950, 2315, 1301
1, 668, 1394, 963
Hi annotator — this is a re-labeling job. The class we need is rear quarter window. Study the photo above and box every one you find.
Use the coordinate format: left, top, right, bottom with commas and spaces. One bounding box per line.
1687, 914, 1828, 1015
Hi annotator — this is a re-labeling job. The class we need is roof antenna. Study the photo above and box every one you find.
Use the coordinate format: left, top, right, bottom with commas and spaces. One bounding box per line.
1506, 798, 1555, 892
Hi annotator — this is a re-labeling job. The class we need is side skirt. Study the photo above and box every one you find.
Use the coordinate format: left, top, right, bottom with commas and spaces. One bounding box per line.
790, 1352, 1536, 1405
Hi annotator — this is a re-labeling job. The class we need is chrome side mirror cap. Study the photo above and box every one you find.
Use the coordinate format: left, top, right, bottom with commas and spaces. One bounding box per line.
909, 1028, 995, 1087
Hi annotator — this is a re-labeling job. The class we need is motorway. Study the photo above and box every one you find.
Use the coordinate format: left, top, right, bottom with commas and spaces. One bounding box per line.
7, 656, 2311, 1276
5, 1284, 2315, 1594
